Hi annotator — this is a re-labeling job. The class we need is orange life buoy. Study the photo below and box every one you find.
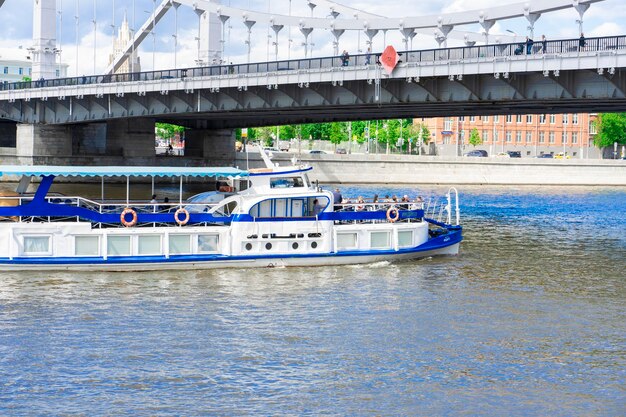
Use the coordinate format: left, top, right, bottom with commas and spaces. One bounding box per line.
386, 205, 400, 223
174, 207, 190, 225
120, 207, 138, 227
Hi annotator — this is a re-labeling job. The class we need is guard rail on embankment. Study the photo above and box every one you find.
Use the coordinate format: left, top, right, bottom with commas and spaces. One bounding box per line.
235, 154, 626, 186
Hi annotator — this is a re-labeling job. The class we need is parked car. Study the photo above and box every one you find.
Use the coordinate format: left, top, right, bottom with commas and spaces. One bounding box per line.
536, 153, 553, 158
495, 152, 510, 158
507, 151, 522, 158
554, 152, 571, 159
309, 150, 326, 154
464, 149, 488, 157
335, 148, 347, 154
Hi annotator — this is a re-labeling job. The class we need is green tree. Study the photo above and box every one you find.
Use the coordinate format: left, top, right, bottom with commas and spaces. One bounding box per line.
329, 122, 346, 145
593, 113, 626, 148
155, 123, 185, 140
468, 128, 482, 147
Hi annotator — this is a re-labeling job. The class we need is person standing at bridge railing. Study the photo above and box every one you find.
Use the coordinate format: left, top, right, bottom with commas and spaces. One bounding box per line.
341, 50, 350, 66
579, 33, 586, 51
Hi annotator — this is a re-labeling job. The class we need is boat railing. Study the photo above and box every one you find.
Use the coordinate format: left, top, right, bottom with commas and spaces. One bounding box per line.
0, 194, 221, 225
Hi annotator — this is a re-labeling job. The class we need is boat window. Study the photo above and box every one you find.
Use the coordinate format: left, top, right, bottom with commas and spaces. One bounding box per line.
108, 236, 131, 256
269, 176, 305, 188
370, 231, 391, 249
169, 234, 191, 255
75, 236, 100, 256
138, 235, 162, 255
23, 236, 51, 255
212, 200, 238, 217
249, 196, 328, 218
398, 231, 414, 247
337, 232, 358, 250
198, 234, 219, 252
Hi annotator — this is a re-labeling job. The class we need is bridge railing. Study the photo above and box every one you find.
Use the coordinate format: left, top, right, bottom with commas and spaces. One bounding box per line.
2, 35, 625, 92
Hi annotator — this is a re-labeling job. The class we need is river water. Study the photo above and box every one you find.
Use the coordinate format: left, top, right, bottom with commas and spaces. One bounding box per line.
0, 185, 624, 416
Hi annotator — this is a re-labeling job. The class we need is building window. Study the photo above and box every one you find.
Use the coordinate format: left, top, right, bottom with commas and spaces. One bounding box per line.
482, 115, 489, 123
550, 114, 556, 124
572, 132, 578, 144
563, 114, 569, 124
506, 132, 512, 143
573, 113, 579, 124
562, 132, 568, 144
55, 69, 60, 77
540, 114, 546, 124
516, 114, 522, 123
539, 132, 545, 143
459, 116, 465, 121
482, 131, 489, 142
469, 116, 476, 122
506, 115, 512, 123
526, 115, 532, 124
28, 68, 32, 75
516, 131, 522, 143
444, 119, 453, 130
18, 67, 23, 75
589, 121, 597, 134
549, 132, 555, 144
526, 132, 532, 143
3, 67, 7, 74
494, 115, 499, 123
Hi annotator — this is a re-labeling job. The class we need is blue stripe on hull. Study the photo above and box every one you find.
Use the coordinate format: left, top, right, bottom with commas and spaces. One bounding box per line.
0, 229, 462, 269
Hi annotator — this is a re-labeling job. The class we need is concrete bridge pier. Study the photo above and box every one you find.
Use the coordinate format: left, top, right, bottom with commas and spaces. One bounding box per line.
105, 118, 156, 158
16, 123, 73, 163
185, 128, 236, 167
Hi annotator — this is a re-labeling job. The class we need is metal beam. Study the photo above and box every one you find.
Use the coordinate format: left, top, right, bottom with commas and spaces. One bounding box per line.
105, 0, 176, 75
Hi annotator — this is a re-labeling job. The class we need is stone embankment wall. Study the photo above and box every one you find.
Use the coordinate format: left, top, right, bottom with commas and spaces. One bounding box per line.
236, 154, 626, 186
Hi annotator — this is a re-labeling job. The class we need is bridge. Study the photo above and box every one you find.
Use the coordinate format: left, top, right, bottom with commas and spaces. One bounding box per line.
1, 35, 625, 128
0, 0, 623, 166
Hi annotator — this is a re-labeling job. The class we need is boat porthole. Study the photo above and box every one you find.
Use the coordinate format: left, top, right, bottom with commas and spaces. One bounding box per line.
311, 241, 318, 249
245, 243, 252, 251
265, 243, 272, 250
292, 242, 299, 250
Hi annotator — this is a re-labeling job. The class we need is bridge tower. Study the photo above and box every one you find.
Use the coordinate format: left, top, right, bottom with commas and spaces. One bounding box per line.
31, 0, 58, 80
198, 0, 223, 65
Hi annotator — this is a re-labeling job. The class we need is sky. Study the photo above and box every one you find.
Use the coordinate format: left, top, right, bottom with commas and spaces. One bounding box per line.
0, 0, 624, 76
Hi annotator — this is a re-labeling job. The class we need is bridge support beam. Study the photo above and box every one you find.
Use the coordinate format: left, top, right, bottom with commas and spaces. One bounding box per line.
105, 118, 156, 158
185, 128, 236, 166
16, 124, 72, 159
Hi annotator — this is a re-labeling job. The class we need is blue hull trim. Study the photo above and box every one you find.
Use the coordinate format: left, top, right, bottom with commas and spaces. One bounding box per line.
0, 229, 462, 267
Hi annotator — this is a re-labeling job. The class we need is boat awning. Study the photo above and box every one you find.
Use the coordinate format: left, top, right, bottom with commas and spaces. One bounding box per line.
0, 165, 249, 178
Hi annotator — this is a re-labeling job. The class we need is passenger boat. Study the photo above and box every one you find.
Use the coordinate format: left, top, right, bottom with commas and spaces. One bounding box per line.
0, 158, 462, 271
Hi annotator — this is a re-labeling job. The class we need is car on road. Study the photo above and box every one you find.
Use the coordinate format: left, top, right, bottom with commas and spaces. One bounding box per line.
554, 152, 571, 159
495, 152, 510, 158
536, 153, 553, 158
309, 150, 326, 154
335, 148, 347, 154
464, 149, 488, 157
507, 151, 522, 158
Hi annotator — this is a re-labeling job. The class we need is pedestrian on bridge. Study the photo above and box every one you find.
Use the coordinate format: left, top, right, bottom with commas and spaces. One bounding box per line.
526, 36, 534, 54
341, 50, 350, 66
579, 33, 586, 50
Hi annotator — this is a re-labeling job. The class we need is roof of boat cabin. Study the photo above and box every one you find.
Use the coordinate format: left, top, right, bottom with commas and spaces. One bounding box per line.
0, 165, 249, 178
